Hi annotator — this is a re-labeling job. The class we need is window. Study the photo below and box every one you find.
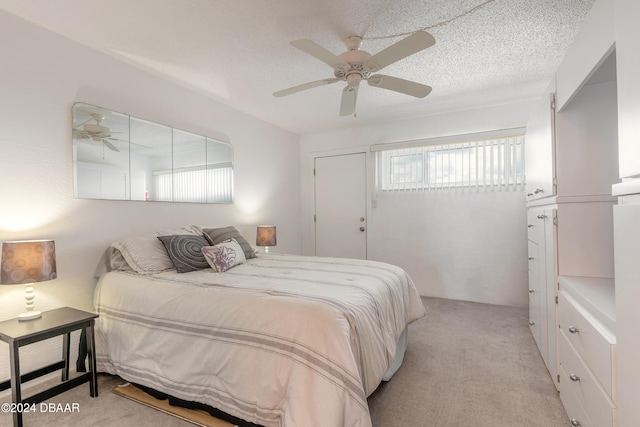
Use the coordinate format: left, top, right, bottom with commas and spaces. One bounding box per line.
390, 153, 424, 184
374, 131, 525, 192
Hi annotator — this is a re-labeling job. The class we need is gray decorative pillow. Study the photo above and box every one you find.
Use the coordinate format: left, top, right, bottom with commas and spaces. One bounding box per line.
157, 234, 211, 273
202, 226, 256, 259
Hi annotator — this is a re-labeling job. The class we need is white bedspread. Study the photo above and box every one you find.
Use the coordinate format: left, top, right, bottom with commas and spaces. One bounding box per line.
94, 254, 425, 427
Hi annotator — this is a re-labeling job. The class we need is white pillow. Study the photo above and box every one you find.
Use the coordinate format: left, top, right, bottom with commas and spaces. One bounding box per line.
201, 239, 246, 272
110, 225, 202, 274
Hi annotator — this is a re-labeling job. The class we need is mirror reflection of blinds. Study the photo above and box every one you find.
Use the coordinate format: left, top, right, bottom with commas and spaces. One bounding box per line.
154, 163, 233, 203
374, 131, 525, 193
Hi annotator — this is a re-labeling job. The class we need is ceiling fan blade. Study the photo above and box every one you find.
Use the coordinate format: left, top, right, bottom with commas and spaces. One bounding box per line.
73, 118, 93, 129
73, 130, 90, 139
105, 137, 152, 149
290, 39, 349, 71
339, 86, 358, 117
367, 31, 435, 72
368, 74, 432, 98
273, 78, 340, 97
101, 139, 120, 152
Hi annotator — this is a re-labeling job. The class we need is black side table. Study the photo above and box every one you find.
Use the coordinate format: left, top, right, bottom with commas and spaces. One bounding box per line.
0, 307, 98, 427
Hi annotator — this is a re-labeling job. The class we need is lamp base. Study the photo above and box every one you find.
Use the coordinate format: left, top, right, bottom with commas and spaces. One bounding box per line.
18, 310, 42, 321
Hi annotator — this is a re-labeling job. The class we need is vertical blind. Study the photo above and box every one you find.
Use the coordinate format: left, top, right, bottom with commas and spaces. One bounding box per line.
154, 163, 234, 203
373, 130, 525, 193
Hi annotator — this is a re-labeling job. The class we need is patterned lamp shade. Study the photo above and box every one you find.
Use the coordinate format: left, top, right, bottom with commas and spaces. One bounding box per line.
1, 240, 57, 284
256, 226, 277, 252
1, 240, 56, 321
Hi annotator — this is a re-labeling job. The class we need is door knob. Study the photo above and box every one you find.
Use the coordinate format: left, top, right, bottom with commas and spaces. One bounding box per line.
360, 227, 365, 232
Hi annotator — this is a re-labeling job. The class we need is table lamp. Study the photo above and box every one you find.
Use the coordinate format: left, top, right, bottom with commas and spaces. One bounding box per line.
256, 226, 277, 253
1, 240, 57, 321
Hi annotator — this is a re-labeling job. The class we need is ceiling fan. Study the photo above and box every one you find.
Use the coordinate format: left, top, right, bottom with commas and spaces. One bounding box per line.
73, 113, 125, 152
273, 30, 435, 116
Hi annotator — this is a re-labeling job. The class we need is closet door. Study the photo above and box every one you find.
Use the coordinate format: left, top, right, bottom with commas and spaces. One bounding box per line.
527, 209, 547, 357
525, 84, 556, 201
314, 153, 367, 259
543, 208, 558, 390
527, 206, 558, 389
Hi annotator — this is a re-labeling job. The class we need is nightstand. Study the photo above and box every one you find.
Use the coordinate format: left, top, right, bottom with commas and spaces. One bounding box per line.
0, 307, 98, 427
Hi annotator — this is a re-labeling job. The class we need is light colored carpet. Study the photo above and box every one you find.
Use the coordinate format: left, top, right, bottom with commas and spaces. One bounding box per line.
368, 297, 569, 427
0, 297, 569, 427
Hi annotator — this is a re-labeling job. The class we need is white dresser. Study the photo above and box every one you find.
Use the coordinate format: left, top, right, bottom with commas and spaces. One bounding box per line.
558, 277, 616, 427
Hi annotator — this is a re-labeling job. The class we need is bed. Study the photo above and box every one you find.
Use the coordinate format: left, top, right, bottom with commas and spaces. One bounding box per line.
93, 226, 425, 427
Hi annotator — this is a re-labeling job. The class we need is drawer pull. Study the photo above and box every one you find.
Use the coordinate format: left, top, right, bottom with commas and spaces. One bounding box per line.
569, 374, 581, 382
570, 419, 581, 426
534, 188, 544, 194
528, 256, 534, 260
529, 289, 535, 294
527, 193, 533, 197
527, 224, 533, 228
537, 214, 546, 219
529, 321, 535, 326
568, 326, 580, 334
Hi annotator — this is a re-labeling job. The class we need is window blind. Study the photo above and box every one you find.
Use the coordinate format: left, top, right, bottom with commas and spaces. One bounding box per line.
154, 163, 233, 203
374, 130, 525, 193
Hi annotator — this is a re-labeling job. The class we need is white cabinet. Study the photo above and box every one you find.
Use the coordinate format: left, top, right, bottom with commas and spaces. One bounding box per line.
558, 278, 616, 427
525, 0, 619, 400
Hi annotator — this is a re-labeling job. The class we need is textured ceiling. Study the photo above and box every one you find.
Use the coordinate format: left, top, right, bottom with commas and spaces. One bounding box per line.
0, 0, 595, 134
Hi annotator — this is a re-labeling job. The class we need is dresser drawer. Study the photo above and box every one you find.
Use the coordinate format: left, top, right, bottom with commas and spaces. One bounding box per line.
527, 209, 545, 244
558, 290, 615, 398
560, 331, 616, 427
559, 363, 594, 427
528, 239, 541, 279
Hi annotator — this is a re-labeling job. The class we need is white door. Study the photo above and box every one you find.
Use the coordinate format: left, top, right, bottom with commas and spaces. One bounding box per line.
315, 153, 367, 259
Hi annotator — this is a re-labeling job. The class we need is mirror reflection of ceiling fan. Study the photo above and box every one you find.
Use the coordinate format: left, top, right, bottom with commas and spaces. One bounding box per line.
73, 113, 126, 152
274, 30, 435, 116
73, 113, 127, 152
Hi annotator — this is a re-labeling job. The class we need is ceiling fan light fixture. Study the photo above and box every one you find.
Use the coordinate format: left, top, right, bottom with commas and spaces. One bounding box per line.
343, 35, 363, 51
346, 73, 362, 87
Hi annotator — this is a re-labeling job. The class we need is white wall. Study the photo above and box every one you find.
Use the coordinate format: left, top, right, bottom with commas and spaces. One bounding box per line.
0, 11, 301, 383
300, 101, 535, 307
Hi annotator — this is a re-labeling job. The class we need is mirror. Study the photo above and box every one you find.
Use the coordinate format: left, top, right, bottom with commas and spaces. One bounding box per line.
72, 103, 233, 203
